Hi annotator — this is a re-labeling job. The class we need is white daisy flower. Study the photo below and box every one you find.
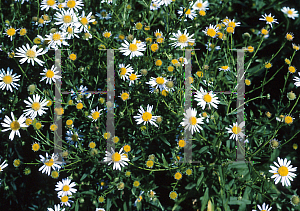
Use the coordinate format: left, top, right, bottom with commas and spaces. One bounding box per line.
205, 42, 221, 51
101, 0, 113, 3
55, 178, 77, 197
96, 209, 105, 211
119, 38, 146, 60
194, 87, 220, 109
202, 24, 219, 38
192, 0, 209, 11
39, 153, 62, 176
40, 65, 62, 84
1, 112, 27, 141
293, 72, 300, 87
0, 67, 21, 92
40, 0, 58, 11
178, 6, 197, 20
96, 9, 112, 20
15, 43, 47, 66
225, 122, 245, 141
103, 147, 130, 171
119, 63, 134, 81
82, 32, 92, 40
269, 157, 297, 187
259, 13, 279, 28
281, 7, 299, 20
88, 106, 103, 122
65, 129, 84, 147
154, 29, 163, 38
0, 159, 8, 172
65, 0, 84, 13
47, 204, 65, 211
169, 29, 195, 49
156, 0, 172, 7
54, 9, 78, 30
180, 107, 204, 135
44, 31, 69, 49
76, 11, 95, 33
146, 76, 167, 92
63, 26, 81, 39
4, 27, 18, 41
150, 0, 160, 10
133, 104, 159, 127
23, 94, 48, 120
219, 65, 230, 71
223, 19, 241, 28
119, 90, 130, 101
59, 195, 73, 207
252, 202, 272, 211
128, 71, 141, 86
15, 0, 30, 4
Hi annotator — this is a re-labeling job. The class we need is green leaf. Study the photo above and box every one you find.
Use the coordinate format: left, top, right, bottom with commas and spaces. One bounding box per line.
160, 136, 171, 147
199, 146, 209, 154
161, 153, 169, 167
200, 187, 209, 211
185, 183, 196, 190
196, 172, 204, 190
75, 200, 79, 211
80, 173, 88, 181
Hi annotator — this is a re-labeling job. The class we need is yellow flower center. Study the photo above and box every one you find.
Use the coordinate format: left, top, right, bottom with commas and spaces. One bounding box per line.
285, 116, 293, 124
178, 139, 186, 147
189, 116, 197, 125
103, 32, 111, 38
119, 34, 125, 40
286, 34, 293, 41
120, 68, 127, 76
80, 17, 88, 25
121, 93, 129, 100
50, 124, 58, 131
67, 27, 73, 33
35, 122, 42, 129
142, 112, 152, 121
226, 27, 234, 33
287, 10, 293, 15
20, 28, 27, 36
245, 79, 251, 86
289, 66, 296, 73
63, 15, 72, 23
168, 66, 174, 72
112, 152, 121, 162
31, 102, 41, 111
129, 43, 138, 51
134, 181, 140, 187
196, 2, 203, 8
175, 172, 182, 180
136, 22, 143, 30
61, 196, 68, 203
52, 33, 61, 41
32, 143, 40, 151
47, 0, 55, 6
203, 93, 212, 102
232, 126, 241, 134
7, 28, 16, 36
92, 111, 100, 119
129, 74, 137, 81
76, 103, 83, 109
69, 54, 76, 60
146, 160, 154, 167
184, 8, 191, 15
45, 158, 54, 166
228, 22, 236, 28
155, 32, 161, 37
10, 121, 20, 131
63, 185, 70, 191
261, 29, 268, 35
46, 70, 54, 78
66, 120, 73, 126
38, 18, 44, 24
151, 44, 159, 52
207, 28, 217, 37
71, 134, 78, 141
3, 75, 13, 84
202, 112, 208, 117
156, 77, 164, 85
170, 192, 177, 199
89, 142, 96, 148
178, 34, 188, 43
265, 16, 274, 23
26, 49, 36, 58
67, 0, 76, 8
278, 166, 289, 176
103, 132, 110, 139
199, 10, 206, 16
247, 46, 254, 52
157, 37, 164, 43
101, 11, 107, 17
124, 145, 131, 152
